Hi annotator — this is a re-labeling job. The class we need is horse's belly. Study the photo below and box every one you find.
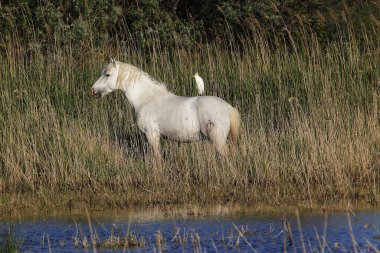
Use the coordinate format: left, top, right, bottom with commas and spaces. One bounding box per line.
164, 131, 201, 142
160, 120, 201, 141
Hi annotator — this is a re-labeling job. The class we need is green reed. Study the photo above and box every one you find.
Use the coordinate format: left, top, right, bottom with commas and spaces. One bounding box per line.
0, 224, 21, 253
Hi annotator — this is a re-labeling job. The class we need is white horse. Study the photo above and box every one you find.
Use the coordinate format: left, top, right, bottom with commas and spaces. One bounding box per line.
91, 59, 240, 157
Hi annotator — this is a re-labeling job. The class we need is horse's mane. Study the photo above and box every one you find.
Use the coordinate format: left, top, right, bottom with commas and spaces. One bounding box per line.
120, 62, 167, 87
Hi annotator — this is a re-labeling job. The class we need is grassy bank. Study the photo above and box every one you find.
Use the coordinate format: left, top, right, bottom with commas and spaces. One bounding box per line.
0, 26, 379, 210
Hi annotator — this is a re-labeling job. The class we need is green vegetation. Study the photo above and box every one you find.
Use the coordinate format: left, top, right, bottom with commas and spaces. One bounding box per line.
0, 1, 379, 210
0, 224, 22, 253
1, 0, 379, 50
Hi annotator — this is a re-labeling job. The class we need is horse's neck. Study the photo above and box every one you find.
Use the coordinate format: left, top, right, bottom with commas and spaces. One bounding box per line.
121, 76, 169, 111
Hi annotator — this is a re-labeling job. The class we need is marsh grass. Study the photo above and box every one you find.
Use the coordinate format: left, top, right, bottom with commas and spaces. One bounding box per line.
0, 22, 380, 209
0, 223, 21, 253
71, 230, 146, 250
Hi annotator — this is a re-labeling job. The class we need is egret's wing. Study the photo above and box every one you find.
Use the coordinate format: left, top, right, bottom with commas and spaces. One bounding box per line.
195, 76, 204, 95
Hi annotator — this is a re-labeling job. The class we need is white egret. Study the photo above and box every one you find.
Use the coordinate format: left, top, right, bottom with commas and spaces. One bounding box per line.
193, 72, 204, 95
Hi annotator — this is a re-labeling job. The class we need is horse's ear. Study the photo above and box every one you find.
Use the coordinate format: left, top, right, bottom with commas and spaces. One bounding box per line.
109, 56, 116, 66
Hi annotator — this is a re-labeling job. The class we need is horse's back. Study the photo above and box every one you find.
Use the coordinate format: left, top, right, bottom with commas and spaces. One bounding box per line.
196, 96, 231, 109
196, 96, 232, 117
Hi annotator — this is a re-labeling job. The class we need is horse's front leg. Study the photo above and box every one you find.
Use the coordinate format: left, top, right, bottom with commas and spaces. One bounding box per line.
145, 131, 162, 159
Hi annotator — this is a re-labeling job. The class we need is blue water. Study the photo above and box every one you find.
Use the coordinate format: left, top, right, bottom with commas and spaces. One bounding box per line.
1, 209, 380, 252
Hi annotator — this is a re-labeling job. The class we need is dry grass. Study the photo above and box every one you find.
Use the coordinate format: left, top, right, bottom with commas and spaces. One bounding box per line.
0, 26, 379, 210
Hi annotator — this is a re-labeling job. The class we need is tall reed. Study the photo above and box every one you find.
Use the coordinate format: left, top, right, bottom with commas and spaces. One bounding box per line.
0, 24, 379, 208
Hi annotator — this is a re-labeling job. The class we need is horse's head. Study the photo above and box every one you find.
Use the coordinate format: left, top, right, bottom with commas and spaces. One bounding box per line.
91, 58, 119, 98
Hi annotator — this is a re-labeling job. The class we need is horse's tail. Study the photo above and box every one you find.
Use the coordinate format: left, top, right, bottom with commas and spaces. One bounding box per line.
229, 106, 240, 145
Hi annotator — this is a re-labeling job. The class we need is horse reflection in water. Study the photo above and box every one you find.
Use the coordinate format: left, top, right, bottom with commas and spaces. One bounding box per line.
91, 58, 240, 158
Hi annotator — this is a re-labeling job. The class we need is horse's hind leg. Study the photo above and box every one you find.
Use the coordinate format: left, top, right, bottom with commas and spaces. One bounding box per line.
206, 121, 228, 156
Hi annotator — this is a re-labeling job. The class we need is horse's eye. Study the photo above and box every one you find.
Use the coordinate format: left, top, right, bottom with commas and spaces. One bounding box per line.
105, 73, 111, 77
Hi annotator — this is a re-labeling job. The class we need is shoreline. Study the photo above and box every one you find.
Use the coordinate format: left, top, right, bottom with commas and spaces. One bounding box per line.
1, 192, 378, 219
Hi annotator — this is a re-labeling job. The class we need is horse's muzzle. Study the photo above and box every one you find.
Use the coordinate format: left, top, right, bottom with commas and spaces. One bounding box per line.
91, 88, 101, 98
